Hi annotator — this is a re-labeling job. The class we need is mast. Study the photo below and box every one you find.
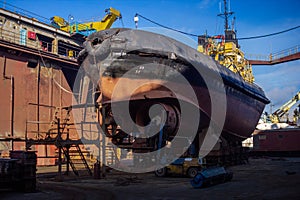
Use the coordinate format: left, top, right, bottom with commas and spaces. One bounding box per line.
218, 0, 234, 30
218, 0, 238, 46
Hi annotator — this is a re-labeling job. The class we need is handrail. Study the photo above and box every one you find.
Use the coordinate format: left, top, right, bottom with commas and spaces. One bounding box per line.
0, 28, 81, 59
246, 45, 300, 62
271, 45, 300, 61
0, 0, 50, 24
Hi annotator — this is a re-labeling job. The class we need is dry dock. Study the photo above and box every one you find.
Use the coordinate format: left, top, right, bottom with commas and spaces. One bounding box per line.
1, 157, 300, 200
0, 2, 300, 200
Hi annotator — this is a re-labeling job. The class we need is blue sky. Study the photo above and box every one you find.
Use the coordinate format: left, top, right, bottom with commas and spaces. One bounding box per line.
4, 0, 300, 113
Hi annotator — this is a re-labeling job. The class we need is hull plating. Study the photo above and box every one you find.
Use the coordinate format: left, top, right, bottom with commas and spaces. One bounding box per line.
79, 28, 269, 142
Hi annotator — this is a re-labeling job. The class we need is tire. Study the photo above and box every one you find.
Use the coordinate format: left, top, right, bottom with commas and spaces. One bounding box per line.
155, 167, 167, 177
187, 167, 198, 178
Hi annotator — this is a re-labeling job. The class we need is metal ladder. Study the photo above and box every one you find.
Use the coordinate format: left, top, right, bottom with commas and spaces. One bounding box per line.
46, 106, 72, 138
51, 106, 92, 176
105, 143, 120, 166
61, 144, 92, 176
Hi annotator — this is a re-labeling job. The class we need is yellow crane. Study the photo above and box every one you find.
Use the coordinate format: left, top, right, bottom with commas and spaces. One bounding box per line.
51, 7, 121, 36
268, 91, 300, 123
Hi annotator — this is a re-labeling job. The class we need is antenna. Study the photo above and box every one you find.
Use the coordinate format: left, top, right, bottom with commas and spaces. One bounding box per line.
232, 16, 235, 31
218, 0, 234, 30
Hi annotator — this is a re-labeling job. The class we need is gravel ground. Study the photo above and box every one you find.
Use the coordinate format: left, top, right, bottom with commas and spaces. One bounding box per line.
1, 157, 300, 200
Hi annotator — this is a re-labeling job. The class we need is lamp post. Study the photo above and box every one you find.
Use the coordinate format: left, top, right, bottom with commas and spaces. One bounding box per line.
134, 14, 139, 29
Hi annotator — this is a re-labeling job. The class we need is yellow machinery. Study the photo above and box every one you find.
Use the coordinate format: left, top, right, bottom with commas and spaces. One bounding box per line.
268, 91, 300, 123
197, 32, 254, 83
197, 0, 254, 83
155, 157, 202, 178
51, 7, 121, 36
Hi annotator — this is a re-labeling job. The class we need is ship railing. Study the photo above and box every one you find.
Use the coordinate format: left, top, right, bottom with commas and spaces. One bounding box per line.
271, 45, 300, 61
0, 0, 50, 24
246, 45, 300, 62
245, 53, 270, 61
25, 103, 100, 143
0, 28, 81, 59
25, 103, 101, 165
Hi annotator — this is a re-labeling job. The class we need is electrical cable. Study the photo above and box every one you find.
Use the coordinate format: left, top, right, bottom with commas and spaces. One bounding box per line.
120, 17, 125, 28
237, 25, 300, 40
135, 13, 300, 40
36, 35, 80, 95
135, 13, 199, 37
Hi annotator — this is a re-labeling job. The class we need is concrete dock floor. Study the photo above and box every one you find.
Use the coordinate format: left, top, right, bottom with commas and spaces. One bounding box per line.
1, 157, 300, 200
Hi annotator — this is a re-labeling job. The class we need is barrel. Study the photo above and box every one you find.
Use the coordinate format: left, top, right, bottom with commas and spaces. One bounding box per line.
10, 151, 37, 192
0, 158, 18, 189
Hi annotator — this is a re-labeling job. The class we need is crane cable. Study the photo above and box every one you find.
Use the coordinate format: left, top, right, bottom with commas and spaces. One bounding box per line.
135, 13, 300, 40
135, 13, 199, 37
238, 25, 300, 40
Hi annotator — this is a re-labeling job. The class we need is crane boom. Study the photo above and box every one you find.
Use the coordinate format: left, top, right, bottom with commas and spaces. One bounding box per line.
51, 7, 121, 36
269, 91, 300, 123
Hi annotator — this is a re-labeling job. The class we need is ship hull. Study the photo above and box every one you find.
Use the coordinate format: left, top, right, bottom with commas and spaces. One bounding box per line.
79, 28, 269, 144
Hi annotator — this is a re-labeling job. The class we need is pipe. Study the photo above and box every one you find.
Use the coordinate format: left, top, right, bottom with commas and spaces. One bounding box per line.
10, 75, 14, 150
2, 56, 15, 150
101, 105, 106, 178
57, 118, 62, 180
37, 62, 40, 136
2, 56, 6, 78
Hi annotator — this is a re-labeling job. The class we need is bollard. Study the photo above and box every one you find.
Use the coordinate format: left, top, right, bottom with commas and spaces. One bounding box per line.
94, 160, 101, 179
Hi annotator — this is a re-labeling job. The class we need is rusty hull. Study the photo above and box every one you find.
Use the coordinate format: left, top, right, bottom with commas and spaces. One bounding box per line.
79, 28, 270, 147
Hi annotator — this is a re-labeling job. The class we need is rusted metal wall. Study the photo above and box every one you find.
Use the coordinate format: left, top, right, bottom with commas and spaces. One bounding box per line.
0, 51, 79, 165
0, 7, 102, 166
